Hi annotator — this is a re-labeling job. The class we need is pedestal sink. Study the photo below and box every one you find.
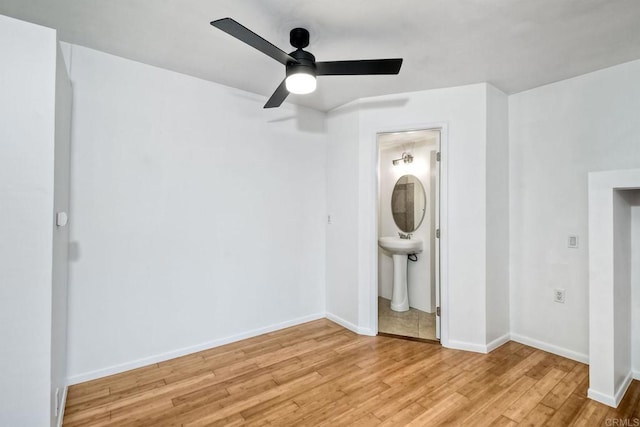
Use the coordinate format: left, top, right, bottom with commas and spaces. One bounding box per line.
378, 237, 423, 312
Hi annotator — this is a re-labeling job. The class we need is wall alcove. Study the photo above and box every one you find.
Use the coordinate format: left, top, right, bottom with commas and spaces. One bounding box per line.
588, 169, 640, 407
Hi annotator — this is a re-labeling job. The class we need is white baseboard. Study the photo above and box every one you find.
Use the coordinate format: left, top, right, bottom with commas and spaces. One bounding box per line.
588, 388, 617, 407
444, 339, 489, 354
486, 333, 511, 352
67, 312, 325, 385
588, 371, 633, 408
510, 333, 589, 364
443, 333, 510, 354
325, 312, 374, 336
57, 385, 67, 427
358, 327, 376, 337
615, 372, 634, 406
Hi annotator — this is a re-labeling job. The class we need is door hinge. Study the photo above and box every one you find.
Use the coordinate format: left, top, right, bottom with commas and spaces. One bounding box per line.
436, 228, 440, 238
436, 307, 441, 316
436, 151, 441, 162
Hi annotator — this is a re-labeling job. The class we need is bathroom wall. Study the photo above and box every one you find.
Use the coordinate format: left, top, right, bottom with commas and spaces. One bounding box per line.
509, 58, 640, 361
378, 135, 438, 313
65, 44, 328, 382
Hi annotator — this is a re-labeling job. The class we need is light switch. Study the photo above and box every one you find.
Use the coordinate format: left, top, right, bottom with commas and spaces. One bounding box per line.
56, 212, 68, 227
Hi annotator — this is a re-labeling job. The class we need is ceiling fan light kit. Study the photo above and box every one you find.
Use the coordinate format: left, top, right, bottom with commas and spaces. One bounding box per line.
210, 18, 403, 108
285, 71, 316, 94
285, 35, 317, 94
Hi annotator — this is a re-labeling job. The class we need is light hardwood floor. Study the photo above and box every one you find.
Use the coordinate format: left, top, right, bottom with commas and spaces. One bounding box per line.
64, 319, 640, 426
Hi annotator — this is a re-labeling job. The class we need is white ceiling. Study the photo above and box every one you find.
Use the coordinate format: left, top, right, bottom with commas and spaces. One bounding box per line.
2, 0, 640, 111
379, 130, 439, 152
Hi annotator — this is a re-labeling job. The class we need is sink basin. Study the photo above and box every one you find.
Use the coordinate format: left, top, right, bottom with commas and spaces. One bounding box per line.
378, 237, 423, 255
378, 237, 424, 312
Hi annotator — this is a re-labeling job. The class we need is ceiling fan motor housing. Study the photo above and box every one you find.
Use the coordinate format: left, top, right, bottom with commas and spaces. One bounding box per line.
286, 49, 317, 78
290, 27, 310, 49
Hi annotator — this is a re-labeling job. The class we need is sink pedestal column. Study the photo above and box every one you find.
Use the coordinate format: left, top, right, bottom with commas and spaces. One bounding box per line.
390, 254, 410, 312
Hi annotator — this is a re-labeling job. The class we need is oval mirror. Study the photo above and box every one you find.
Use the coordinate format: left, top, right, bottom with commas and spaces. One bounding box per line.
391, 174, 426, 233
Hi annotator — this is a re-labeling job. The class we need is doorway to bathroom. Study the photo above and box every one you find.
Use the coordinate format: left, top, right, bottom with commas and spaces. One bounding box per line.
376, 129, 441, 342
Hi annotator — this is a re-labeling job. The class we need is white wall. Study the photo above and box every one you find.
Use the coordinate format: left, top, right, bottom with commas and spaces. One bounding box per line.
326, 103, 361, 330
485, 85, 510, 344
51, 43, 72, 426
360, 84, 499, 348
613, 190, 634, 392
622, 191, 640, 380
0, 14, 57, 426
632, 203, 640, 376
587, 171, 640, 407
378, 136, 437, 313
509, 58, 640, 361
66, 45, 328, 382
327, 83, 505, 349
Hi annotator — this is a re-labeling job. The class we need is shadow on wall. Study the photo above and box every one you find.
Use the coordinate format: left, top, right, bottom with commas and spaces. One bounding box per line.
330, 98, 409, 116
69, 241, 81, 262
266, 105, 326, 134
267, 97, 410, 133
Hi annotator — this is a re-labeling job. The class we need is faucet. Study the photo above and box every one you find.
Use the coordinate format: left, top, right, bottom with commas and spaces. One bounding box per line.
398, 232, 412, 239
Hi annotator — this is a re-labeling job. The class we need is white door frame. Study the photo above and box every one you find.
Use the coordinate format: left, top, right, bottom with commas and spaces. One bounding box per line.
371, 122, 449, 346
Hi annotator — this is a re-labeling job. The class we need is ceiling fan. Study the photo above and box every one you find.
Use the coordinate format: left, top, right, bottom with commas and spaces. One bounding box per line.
210, 18, 403, 108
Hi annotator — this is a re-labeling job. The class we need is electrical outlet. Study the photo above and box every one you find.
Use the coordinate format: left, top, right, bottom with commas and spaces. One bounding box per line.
554, 288, 566, 304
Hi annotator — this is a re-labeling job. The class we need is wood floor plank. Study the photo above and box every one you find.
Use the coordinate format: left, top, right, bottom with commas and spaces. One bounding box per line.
502, 367, 567, 422
378, 402, 425, 426
461, 375, 537, 426
267, 388, 346, 425
540, 362, 589, 409
492, 415, 520, 427
570, 399, 609, 426
516, 403, 555, 426
306, 382, 391, 426
65, 378, 167, 417
242, 400, 299, 426
370, 379, 434, 421
63, 319, 640, 426
65, 383, 110, 405
406, 391, 470, 425
63, 407, 111, 427
185, 372, 324, 426
545, 392, 588, 427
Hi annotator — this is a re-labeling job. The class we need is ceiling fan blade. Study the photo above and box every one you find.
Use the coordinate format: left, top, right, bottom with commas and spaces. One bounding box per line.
264, 80, 289, 108
211, 18, 298, 66
316, 58, 403, 76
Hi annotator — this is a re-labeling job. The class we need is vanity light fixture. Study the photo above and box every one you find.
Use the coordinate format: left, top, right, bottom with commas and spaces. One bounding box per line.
392, 152, 414, 166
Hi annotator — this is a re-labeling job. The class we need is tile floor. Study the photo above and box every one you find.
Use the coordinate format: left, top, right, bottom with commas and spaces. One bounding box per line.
378, 296, 437, 340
